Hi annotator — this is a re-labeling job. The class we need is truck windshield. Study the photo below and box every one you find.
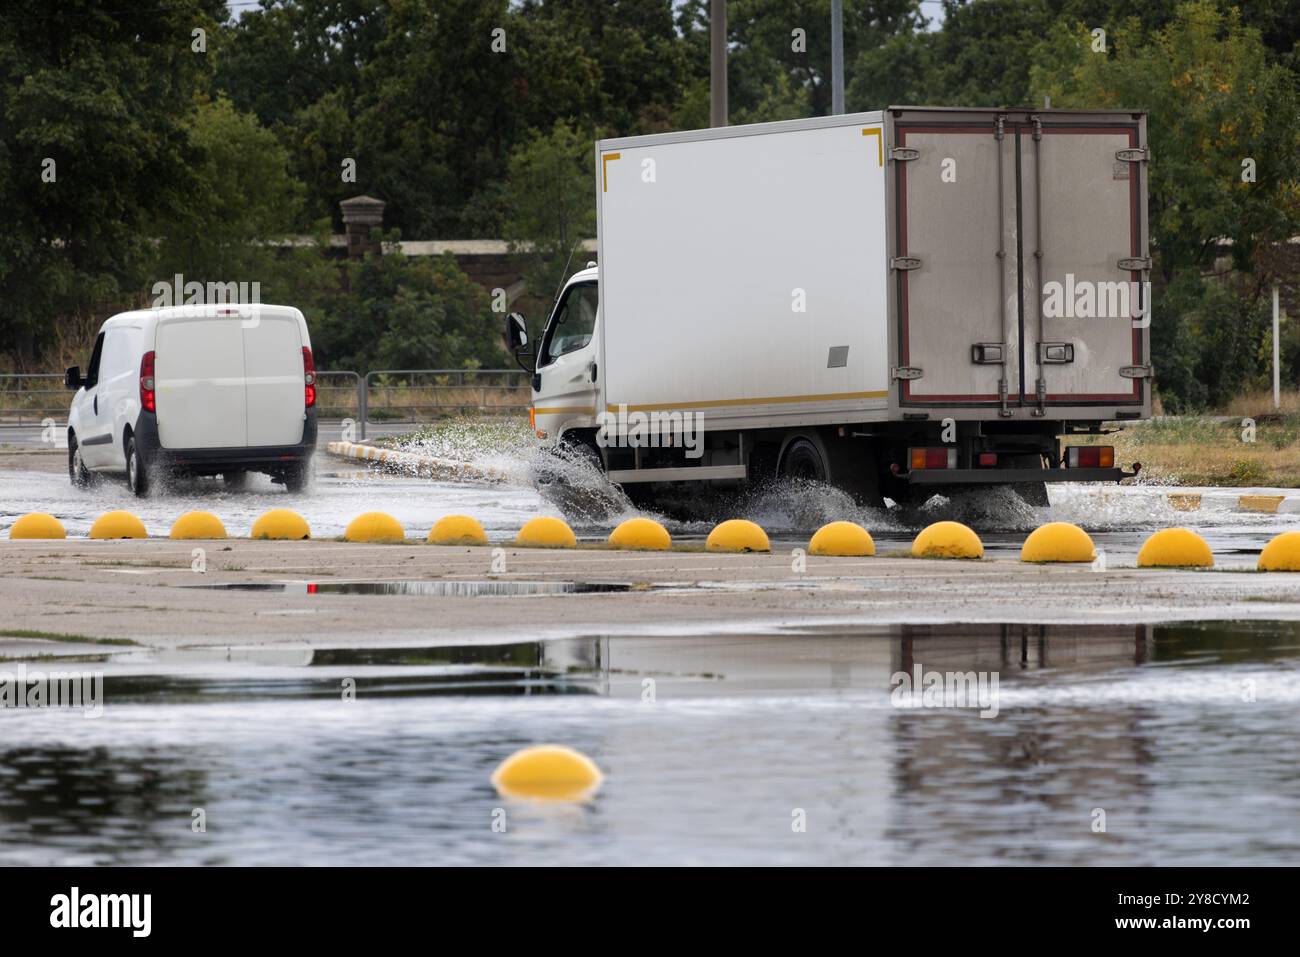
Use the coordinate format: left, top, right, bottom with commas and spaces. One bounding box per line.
540, 282, 598, 366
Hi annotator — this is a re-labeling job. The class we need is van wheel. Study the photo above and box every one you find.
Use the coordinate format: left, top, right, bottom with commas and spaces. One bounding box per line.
68, 434, 95, 488
282, 462, 310, 494
222, 471, 249, 490
126, 435, 150, 497
779, 437, 828, 482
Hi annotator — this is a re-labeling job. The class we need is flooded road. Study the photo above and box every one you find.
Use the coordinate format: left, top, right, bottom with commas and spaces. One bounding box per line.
2, 621, 1298, 865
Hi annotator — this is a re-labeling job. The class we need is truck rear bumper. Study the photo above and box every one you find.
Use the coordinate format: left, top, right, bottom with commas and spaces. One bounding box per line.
904, 466, 1136, 485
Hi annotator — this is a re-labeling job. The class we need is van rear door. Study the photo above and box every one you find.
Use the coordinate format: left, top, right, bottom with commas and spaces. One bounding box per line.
155, 316, 248, 449
243, 312, 305, 446
154, 310, 306, 450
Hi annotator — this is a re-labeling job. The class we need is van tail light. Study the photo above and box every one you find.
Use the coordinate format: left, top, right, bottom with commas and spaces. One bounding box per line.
909, 447, 957, 470
977, 452, 998, 467
140, 351, 156, 413
302, 347, 316, 408
1065, 446, 1114, 468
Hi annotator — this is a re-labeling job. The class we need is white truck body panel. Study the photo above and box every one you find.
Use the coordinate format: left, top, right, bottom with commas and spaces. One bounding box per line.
597, 113, 889, 432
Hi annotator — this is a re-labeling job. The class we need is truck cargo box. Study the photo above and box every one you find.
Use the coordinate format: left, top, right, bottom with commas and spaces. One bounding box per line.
594, 106, 1150, 430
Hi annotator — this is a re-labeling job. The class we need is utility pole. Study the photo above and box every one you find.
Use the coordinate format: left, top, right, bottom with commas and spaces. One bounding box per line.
710, 0, 727, 127
831, 0, 845, 115
1273, 283, 1281, 412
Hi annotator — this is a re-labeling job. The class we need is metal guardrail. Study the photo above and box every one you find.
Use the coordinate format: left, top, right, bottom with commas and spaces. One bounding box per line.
359, 370, 530, 438
0, 370, 532, 440
0, 374, 67, 428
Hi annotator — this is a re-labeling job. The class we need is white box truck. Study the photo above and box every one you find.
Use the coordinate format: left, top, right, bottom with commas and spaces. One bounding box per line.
65, 303, 317, 495
506, 107, 1150, 506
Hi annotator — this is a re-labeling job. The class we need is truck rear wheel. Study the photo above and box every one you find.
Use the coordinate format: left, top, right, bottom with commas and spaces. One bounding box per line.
779, 437, 828, 482
779, 432, 883, 507
1006, 453, 1049, 507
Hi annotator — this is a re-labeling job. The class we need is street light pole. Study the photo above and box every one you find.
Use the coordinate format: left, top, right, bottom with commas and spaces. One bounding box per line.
831, 0, 845, 115
711, 0, 727, 127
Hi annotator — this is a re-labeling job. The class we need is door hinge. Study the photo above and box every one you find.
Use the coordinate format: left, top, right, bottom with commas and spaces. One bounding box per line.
1118, 256, 1152, 271
1116, 147, 1149, 163
1120, 365, 1154, 379
889, 147, 920, 162
890, 256, 922, 271
892, 366, 923, 381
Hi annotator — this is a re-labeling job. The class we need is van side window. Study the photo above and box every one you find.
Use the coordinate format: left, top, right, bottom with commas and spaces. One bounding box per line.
84, 333, 105, 390
539, 283, 598, 367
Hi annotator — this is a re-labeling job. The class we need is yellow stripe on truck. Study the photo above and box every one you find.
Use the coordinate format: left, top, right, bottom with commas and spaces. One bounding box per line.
534, 406, 596, 415
607, 390, 889, 414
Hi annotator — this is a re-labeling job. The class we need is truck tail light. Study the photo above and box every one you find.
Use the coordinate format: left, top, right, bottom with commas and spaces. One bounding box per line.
139, 351, 156, 413
302, 347, 316, 408
977, 452, 998, 467
1066, 446, 1114, 468
909, 447, 957, 470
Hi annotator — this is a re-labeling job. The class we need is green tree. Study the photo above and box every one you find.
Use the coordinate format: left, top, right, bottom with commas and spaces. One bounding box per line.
0, 0, 223, 365
1030, 2, 1300, 408
313, 241, 498, 371
501, 121, 597, 323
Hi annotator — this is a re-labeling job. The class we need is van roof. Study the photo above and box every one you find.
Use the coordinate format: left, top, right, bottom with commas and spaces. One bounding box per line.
99, 303, 304, 331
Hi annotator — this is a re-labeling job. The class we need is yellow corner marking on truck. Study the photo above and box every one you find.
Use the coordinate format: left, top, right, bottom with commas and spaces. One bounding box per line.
534, 406, 596, 415
602, 152, 621, 192
1238, 494, 1285, 513
862, 128, 882, 167
607, 390, 889, 414
1167, 493, 1201, 512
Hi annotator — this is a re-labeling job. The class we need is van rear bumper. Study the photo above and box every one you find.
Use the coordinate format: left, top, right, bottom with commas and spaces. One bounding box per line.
134, 410, 317, 472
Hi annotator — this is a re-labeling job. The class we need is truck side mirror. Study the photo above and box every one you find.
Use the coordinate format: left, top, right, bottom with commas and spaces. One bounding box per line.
505, 312, 534, 373
506, 312, 529, 351
65, 366, 83, 391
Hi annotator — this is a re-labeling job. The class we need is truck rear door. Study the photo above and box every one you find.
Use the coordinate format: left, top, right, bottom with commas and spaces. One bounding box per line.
887, 107, 1148, 416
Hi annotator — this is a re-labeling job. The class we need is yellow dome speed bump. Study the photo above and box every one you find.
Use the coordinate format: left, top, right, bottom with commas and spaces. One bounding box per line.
911, 521, 983, 560
1258, 531, 1300, 572
89, 510, 148, 540
608, 517, 671, 551
9, 513, 66, 540
344, 512, 406, 543
491, 745, 604, 801
705, 519, 771, 553
808, 521, 875, 557
1020, 522, 1096, 563
516, 516, 577, 548
169, 511, 228, 540
427, 515, 488, 546
251, 509, 311, 541
1136, 528, 1213, 568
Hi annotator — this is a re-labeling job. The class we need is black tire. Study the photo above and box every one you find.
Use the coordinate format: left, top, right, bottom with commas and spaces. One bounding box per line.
282, 461, 310, 494
1006, 453, 1049, 506
779, 437, 829, 482
68, 433, 94, 488
125, 434, 150, 497
222, 470, 249, 490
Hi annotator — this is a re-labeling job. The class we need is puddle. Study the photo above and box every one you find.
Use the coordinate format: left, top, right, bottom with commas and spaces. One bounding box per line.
3, 620, 1299, 865
183, 579, 636, 597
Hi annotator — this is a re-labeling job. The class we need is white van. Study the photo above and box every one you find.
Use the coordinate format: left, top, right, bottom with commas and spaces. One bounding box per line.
65, 303, 317, 495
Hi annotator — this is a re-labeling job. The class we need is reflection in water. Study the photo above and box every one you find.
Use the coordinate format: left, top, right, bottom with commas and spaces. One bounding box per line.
1, 621, 1297, 865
